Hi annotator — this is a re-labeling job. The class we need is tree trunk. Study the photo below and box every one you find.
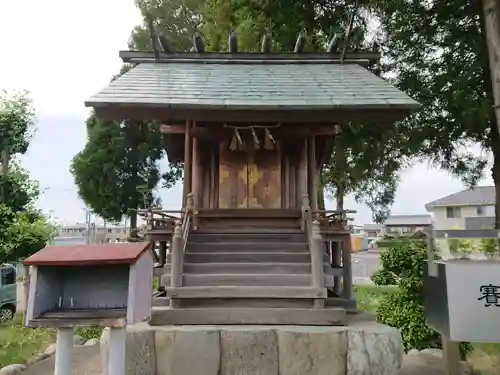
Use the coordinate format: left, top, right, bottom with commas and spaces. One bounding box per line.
317, 184, 325, 210
130, 213, 137, 232
483, 0, 500, 140
0, 149, 9, 202
335, 143, 346, 212
336, 182, 345, 212
480, 0, 500, 231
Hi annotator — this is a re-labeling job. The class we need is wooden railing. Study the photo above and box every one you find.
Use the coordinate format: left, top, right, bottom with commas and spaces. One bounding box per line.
169, 193, 195, 308
312, 209, 356, 231
301, 195, 325, 309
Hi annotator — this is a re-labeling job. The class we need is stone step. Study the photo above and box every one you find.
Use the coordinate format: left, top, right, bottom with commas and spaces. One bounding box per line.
188, 233, 306, 243
150, 306, 347, 325
162, 262, 342, 275
166, 286, 327, 299
326, 297, 358, 313
186, 242, 308, 253
192, 227, 303, 234
169, 252, 329, 263
160, 273, 334, 287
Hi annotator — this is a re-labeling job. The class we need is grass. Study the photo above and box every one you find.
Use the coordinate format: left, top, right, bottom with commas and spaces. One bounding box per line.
354, 284, 500, 375
0, 314, 55, 368
0, 315, 103, 368
353, 284, 397, 313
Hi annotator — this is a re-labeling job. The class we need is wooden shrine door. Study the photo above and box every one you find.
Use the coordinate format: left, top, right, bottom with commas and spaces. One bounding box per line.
218, 143, 281, 208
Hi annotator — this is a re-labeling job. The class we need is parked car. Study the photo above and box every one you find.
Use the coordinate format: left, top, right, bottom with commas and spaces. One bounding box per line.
0, 264, 17, 322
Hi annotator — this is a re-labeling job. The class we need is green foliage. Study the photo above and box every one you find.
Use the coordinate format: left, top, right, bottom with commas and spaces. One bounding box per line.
0, 314, 55, 368
372, 239, 472, 358
0, 90, 35, 159
71, 115, 164, 225
0, 205, 55, 264
133, 0, 204, 51
75, 326, 103, 340
372, 1, 494, 197
447, 238, 476, 254
0, 91, 54, 263
375, 239, 401, 248
479, 238, 499, 256
0, 165, 40, 211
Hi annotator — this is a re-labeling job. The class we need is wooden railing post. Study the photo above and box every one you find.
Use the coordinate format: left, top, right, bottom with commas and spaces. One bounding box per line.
170, 221, 183, 308
311, 219, 325, 308
186, 192, 194, 213
301, 194, 310, 231
186, 192, 198, 230
342, 234, 353, 300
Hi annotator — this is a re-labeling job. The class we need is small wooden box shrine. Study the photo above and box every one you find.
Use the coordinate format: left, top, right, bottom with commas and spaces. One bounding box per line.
24, 242, 154, 328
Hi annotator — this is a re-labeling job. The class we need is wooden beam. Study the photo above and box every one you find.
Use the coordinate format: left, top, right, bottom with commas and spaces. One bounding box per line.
160, 124, 342, 137
307, 135, 318, 210
182, 120, 193, 205
92, 106, 413, 125
119, 51, 381, 63
159, 124, 185, 134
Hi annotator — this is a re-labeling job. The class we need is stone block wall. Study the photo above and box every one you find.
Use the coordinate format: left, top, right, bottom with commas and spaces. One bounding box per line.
100, 319, 404, 375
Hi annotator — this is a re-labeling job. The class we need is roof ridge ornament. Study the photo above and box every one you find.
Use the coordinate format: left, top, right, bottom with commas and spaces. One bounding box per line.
229, 31, 238, 53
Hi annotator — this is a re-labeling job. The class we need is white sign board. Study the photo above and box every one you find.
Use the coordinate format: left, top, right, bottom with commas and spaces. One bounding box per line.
446, 261, 500, 342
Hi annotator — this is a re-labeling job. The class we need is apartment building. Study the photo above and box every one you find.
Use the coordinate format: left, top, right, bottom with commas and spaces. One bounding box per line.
425, 186, 495, 230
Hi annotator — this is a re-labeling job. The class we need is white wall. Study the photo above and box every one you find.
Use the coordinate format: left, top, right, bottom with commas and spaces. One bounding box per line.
431, 205, 495, 230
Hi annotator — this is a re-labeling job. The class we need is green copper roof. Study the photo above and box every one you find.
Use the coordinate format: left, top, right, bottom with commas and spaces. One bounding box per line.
86, 62, 419, 110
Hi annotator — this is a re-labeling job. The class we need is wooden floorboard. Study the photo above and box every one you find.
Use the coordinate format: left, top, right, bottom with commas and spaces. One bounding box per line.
150, 306, 346, 326
166, 286, 327, 299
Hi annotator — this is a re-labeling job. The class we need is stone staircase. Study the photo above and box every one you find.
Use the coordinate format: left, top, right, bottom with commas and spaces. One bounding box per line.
151, 228, 347, 325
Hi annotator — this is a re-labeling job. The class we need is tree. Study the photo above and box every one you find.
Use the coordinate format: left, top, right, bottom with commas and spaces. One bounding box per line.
0, 165, 55, 264
0, 91, 54, 264
71, 0, 204, 230
71, 115, 164, 231
371, 1, 496, 224
323, 121, 412, 222
132, 0, 204, 51
0, 90, 36, 198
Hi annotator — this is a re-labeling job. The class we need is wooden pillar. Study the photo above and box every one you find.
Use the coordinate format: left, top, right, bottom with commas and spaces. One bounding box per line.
307, 135, 318, 210
442, 337, 460, 375
210, 144, 217, 208
192, 127, 202, 208
311, 220, 325, 308
158, 241, 167, 267
332, 240, 342, 295
170, 222, 183, 309
182, 120, 193, 205
342, 234, 353, 299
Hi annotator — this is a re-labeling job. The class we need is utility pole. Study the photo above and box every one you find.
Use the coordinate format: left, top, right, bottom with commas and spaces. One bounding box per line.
84, 208, 93, 244
483, 0, 500, 135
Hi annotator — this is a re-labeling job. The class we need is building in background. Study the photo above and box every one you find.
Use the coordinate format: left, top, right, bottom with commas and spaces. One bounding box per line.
55, 223, 130, 243
363, 224, 383, 238
425, 186, 495, 230
382, 214, 432, 236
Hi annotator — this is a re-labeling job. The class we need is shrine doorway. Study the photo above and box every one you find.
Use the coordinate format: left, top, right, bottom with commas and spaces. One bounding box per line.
218, 142, 281, 209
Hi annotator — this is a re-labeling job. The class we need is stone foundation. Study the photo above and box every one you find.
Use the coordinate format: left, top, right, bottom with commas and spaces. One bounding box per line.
100, 316, 404, 375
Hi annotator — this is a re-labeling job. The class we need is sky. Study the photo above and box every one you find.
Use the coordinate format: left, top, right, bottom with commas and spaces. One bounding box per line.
0, 0, 494, 226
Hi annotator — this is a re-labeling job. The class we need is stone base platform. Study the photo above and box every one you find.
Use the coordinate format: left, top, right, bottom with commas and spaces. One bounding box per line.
100, 314, 404, 375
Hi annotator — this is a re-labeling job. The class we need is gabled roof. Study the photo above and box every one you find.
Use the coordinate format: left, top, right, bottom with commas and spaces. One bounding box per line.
24, 242, 151, 266
425, 186, 495, 210
364, 223, 383, 231
384, 214, 432, 226
85, 51, 420, 123
86, 62, 419, 111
